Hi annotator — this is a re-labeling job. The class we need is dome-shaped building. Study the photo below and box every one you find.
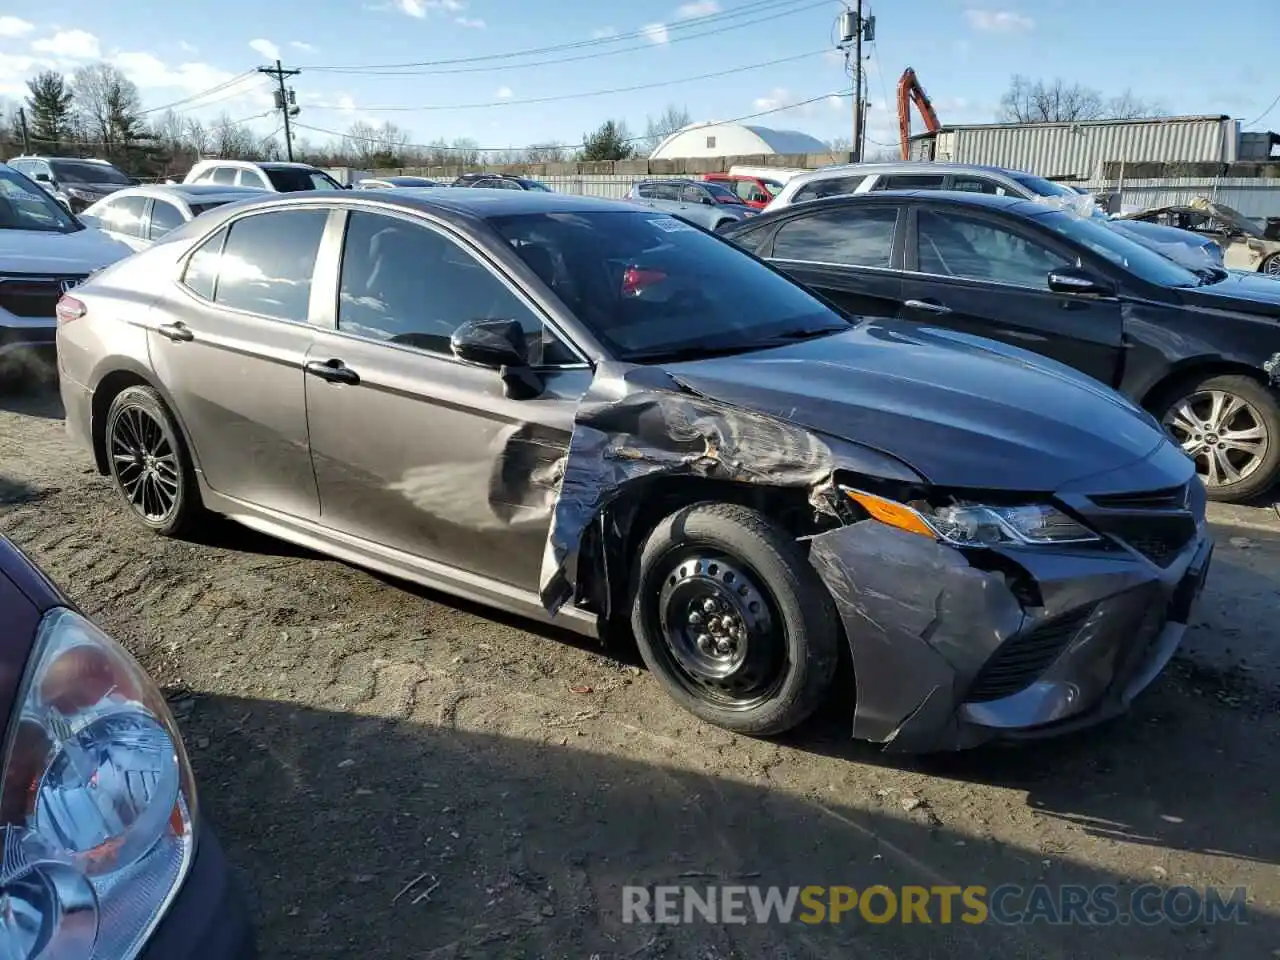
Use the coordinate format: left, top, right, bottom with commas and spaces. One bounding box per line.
649, 121, 830, 159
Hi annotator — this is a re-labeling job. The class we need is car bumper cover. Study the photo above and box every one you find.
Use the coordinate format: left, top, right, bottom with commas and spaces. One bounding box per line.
809, 517, 1212, 752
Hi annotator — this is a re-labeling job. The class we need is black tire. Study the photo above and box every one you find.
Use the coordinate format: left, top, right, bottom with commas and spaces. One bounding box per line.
629, 502, 840, 736
104, 385, 204, 536
1152, 373, 1280, 502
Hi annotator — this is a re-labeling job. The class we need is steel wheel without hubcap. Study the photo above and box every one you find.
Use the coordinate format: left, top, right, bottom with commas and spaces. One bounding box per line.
656, 552, 785, 709
1162, 388, 1270, 488
109, 405, 181, 524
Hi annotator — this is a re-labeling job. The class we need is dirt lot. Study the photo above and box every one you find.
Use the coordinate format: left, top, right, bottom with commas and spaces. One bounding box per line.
2, 385, 1279, 959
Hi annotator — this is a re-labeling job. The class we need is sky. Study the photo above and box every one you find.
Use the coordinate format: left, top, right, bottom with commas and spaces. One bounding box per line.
0, 0, 1274, 155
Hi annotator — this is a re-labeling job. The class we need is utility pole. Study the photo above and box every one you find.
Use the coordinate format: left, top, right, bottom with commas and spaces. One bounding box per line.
837, 4, 874, 161
17, 107, 30, 154
258, 59, 301, 160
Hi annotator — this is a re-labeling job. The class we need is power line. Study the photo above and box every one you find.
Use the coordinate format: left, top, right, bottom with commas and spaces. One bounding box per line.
258, 60, 301, 161
312, 0, 831, 76
294, 89, 852, 154
1246, 92, 1280, 128
317, 50, 827, 113
137, 71, 260, 116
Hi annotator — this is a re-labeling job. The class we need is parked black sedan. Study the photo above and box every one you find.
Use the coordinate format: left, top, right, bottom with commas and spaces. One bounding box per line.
722, 191, 1280, 503
0, 535, 255, 956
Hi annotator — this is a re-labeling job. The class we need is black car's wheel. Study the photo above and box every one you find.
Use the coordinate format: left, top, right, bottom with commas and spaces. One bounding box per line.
630, 503, 840, 736
105, 386, 203, 536
1263, 254, 1280, 277
1157, 374, 1280, 502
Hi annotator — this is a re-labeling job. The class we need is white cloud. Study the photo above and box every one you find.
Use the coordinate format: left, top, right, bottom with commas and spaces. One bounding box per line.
641, 22, 669, 45
591, 27, 617, 39
494, 85, 512, 99
0, 52, 39, 97
399, 0, 426, 16
31, 29, 100, 59
112, 52, 275, 118
249, 38, 280, 60
675, 0, 719, 17
753, 88, 788, 112
336, 94, 357, 113
964, 9, 1034, 33
455, 16, 485, 27
827, 94, 845, 110
753, 87, 824, 117
290, 40, 315, 52
0, 16, 34, 37
179, 40, 198, 53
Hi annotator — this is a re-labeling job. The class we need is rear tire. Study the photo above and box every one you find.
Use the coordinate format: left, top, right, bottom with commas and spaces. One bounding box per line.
1262, 254, 1280, 277
1153, 373, 1280, 502
629, 502, 840, 736
104, 385, 205, 537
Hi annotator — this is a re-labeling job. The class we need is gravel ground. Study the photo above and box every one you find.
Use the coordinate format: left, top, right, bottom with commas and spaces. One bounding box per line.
2, 385, 1278, 959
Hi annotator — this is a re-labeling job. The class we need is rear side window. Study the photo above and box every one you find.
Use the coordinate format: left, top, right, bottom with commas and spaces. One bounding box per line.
792, 175, 866, 203
875, 174, 946, 191
723, 224, 771, 256
772, 208, 898, 268
210, 167, 237, 185
182, 226, 227, 300
183, 210, 328, 321
149, 199, 185, 238
238, 169, 269, 189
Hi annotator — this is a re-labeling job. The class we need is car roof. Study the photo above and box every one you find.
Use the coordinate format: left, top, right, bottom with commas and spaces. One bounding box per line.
192, 159, 319, 171
216, 188, 630, 223
774, 189, 1057, 217
114, 184, 267, 202
11, 155, 116, 164
789, 161, 1030, 185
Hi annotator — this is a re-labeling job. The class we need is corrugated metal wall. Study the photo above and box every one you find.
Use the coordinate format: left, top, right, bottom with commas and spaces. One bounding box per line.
538, 174, 647, 198
936, 118, 1238, 179
1083, 177, 1280, 219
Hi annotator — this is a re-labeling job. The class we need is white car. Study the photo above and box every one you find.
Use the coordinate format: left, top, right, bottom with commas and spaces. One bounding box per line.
79, 184, 265, 252
182, 159, 346, 193
0, 162, 133, 381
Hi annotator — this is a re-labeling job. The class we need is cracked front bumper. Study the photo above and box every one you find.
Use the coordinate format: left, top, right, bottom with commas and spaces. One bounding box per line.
809, 512, 1213, 753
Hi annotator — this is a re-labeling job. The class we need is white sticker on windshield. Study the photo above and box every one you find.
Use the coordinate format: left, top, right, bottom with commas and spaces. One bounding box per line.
648, 217, 695, 233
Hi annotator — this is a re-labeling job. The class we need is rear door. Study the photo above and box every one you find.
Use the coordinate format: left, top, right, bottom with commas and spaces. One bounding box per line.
148, 207, 329, 518
302, 208, 590, 591
901, 203, 1124, 384
761, 203, 905, 319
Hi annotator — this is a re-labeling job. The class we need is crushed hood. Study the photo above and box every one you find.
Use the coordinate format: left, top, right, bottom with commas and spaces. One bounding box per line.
665, 320, 1167, 491
1119, 197, 1266, 241
0, 227, 133, 274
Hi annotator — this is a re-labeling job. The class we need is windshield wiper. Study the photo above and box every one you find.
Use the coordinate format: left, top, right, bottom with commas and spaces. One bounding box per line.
624, 342, 766, 364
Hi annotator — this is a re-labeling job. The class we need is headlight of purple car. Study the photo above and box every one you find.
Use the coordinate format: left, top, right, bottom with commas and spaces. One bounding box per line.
0, 608, 196, 958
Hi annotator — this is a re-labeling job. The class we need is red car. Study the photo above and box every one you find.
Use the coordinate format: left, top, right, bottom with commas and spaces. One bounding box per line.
702, 173, 781, 209
0, 534, 255, 958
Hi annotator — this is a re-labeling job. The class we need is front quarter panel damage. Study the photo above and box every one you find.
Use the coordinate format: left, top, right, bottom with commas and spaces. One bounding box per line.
809, 522, 1026, 751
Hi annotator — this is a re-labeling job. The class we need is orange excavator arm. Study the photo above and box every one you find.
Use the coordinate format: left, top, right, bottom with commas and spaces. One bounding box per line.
897, 67, 941, 160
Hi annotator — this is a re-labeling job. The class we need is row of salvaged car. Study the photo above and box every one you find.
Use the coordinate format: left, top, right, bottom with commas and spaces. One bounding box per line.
0, 156, 1275, 957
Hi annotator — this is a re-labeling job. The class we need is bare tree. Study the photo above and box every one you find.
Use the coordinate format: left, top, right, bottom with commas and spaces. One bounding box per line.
639, 103, 691, 156
342, 120, 410, 166
998, 75, 1161, 123
520, 142, 568, 163
184, 117, 210, 156
209, 112, 256, 159
71, 63, 142, 150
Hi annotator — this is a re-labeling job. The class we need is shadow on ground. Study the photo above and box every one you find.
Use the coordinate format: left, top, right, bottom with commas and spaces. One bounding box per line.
186, 693, 1273, 960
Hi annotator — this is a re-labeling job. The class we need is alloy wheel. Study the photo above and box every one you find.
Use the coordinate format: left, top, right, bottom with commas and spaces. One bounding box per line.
655, 552, 786, 709
109, 405, 181, 523
1162, 389, 1270, 488
1265, 256, 1280, 277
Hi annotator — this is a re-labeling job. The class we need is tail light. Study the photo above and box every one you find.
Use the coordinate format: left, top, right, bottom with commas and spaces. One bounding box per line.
54, 296, 86, 325
621, 266, 667, 298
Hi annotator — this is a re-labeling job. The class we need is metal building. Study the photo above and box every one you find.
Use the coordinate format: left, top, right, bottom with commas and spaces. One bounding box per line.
908, 115, 1240, 180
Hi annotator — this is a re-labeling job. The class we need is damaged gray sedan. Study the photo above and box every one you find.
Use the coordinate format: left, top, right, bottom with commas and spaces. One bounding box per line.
56, 190, 1213, 751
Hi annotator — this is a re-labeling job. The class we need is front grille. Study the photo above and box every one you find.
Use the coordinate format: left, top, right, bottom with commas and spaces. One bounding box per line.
966, 607, 1094, 702
0, 274, 88, 319
1090, 484, 1188, 510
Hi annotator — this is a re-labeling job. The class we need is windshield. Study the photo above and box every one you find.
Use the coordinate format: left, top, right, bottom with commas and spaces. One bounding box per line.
490, 210, 846, 362
1031, 208, 1203, 287
189, 200, 237, 216
522, 180, 553, 192
1010, 173, 1080, 200
0, 168, 81, 232
704, 182, 747, 205
264, 167, 343, 192
49, 160, 131, 185
761, 179, 783, 194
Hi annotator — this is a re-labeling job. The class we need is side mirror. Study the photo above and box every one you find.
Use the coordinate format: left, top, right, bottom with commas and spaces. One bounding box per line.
128, 177, 141, 185
699, 196, 714, 205
1048, 267, 1115, 297
34, 172, 51, 183
452, 319, 543, 400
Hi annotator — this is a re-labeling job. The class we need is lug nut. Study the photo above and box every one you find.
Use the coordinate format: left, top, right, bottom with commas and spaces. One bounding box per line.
716, 639, 732, 654
697, 634, 714, 653
688, 611, 703, 627
702, 598, 718, 614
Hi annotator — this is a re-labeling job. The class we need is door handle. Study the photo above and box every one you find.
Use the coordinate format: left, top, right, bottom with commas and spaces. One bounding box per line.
305, 358, 360, 385
903, 299, 953, 316
157, 321, 194, 342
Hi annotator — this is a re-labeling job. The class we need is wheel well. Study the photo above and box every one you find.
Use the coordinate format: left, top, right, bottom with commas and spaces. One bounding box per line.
1139, 361, 1272, 414
585, 476, 832, 628
89, 370, 153, 474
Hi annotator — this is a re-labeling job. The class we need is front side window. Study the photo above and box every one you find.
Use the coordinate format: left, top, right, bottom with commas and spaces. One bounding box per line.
48, 160, 130, 186
792, 174, 867, 204
337, 211, 576, 365
99, 195, 149, 238
773, 207, 898, 268
951, 177, 1006, 195
1032, 208, 1201, 287
184, 210, 328, 321
237, 169, 269, 189
0, 167, 80, 233
916, 210, 1067, 288
149, 200, 185, 239
490, 210, 849, 363
211, 168, 237, 185
679, 184, 708, 204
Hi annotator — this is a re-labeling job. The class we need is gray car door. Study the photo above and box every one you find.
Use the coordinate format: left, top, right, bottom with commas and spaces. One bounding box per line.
302, 208, 591, 591
147, 207, 330, 519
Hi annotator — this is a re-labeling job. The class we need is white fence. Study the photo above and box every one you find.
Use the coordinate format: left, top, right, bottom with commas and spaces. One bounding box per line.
1083, 177, 1280, 219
